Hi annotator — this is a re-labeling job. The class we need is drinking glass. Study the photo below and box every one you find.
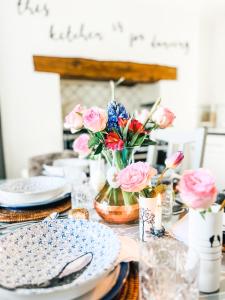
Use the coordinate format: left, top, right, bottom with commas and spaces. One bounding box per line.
71, 182, 94, 210
162, 184, 174, 221
140, 238, 200, 300
63, 166, 93, 210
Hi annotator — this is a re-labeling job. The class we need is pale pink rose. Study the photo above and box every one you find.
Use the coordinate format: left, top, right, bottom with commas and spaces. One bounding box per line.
179, 169, 217, 209
152, 107, 175, 129
64, 104, 86, 133
165, 151, 184, 169
83, 107, 107, 132
73, 134, 91, 157
117, 162, 157, 193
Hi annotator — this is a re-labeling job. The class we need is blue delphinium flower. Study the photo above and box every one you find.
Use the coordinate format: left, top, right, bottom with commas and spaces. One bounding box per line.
107, 100, 129, 131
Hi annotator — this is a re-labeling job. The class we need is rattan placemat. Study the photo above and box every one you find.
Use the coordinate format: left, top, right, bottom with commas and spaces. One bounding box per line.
116, 262, 139, 300
0, 198, 71, 222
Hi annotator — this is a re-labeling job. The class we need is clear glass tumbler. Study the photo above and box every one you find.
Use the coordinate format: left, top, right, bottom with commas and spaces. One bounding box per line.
140, 238, 200, 300
71, 182, 94, 210
162, 184, 174, 221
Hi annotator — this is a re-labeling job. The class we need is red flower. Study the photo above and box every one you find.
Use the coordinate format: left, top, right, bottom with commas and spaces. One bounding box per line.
105, 132, 124, 150
129, 119, 145, 134
118, 118, 145, 134
118, 118, 128, 128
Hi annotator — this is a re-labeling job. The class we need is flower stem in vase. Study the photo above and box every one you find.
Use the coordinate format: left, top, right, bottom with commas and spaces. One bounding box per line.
113, 188, 119, 206
157, 168, 168, 185
122, 190, 136, 205
114, 150, 124, 169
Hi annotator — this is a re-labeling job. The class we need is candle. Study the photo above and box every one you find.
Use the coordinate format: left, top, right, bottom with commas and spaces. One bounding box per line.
154, 194, 162, 230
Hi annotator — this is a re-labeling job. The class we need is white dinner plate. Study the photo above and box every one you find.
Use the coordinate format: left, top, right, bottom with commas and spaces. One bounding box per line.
0, 219, 120, 300
0, 185, 71, 208
0, 177, 67, 206
53, 158, 89, 170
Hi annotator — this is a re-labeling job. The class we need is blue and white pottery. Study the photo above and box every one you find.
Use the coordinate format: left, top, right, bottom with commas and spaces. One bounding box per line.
0, 219, 120, 300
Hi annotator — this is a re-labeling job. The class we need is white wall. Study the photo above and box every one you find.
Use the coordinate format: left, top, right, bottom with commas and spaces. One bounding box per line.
0, 0, 222, 178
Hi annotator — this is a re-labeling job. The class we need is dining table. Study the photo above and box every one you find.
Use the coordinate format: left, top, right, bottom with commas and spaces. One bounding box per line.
0, 181, 225, 300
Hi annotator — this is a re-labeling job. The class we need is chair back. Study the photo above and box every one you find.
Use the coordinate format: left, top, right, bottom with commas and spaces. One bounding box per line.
147, 127, 207, 170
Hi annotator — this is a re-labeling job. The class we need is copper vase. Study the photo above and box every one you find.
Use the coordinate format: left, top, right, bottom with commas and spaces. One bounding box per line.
94, 183, 139, 224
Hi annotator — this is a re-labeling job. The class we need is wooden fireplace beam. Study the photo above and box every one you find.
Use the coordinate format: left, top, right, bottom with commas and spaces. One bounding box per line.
33, 56, 177, 84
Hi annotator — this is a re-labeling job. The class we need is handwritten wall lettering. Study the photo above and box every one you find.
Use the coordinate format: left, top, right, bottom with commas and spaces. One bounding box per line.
112, 22, 124, 33
17, 0, 49, 16
151, 35, 189, 54
49, 24, 103, 42
129, 33, 145, 47
16, 2, 190, 55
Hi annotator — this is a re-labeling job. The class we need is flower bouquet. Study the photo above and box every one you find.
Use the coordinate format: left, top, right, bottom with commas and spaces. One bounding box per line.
65, 97, 176, 224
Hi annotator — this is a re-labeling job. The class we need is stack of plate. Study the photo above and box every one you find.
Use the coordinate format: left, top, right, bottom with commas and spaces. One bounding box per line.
43, 158, 90, 178
0, 176, 69, 209
0, 220, 127, 300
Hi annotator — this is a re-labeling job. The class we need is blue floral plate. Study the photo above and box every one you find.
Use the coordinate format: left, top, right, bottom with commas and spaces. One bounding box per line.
0, 220, 120, 300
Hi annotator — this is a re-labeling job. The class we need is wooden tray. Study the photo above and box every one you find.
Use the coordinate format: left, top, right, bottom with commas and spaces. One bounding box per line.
0, 198, 71, 222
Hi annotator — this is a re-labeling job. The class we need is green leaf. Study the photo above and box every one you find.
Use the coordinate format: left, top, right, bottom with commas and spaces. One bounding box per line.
142, 140, 157, 146
200, 210, 206, 220
88, 136, 99, 148
122, 118, 132, 140
96, 132, 103, 139
130, 132, 140, 146
132, 134, 146, 146
94, 143, 103, 155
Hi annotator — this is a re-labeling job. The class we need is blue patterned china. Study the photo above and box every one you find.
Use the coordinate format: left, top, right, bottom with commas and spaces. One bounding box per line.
102, 262, 130, 300
0, 219, 120, 300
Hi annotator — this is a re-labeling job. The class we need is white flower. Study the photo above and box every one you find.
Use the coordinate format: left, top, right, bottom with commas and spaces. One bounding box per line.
106, 167, 120, 189
90, 172, 106, 192
135, 109, 149, 124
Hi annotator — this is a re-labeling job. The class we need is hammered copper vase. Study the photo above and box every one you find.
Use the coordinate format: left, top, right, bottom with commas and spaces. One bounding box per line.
94, 183, 139, 224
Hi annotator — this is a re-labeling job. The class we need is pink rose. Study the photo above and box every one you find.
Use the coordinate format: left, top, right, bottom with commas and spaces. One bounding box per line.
152, 107, 175, 129
73, 134, 91, 157
83, 107, 107, 132
117, 162, 157, 192
179, 169, 217, 209
64, 104, 85, 133
165, 151, 184, 169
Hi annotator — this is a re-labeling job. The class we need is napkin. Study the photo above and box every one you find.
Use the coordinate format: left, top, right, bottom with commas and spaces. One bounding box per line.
169, 214, 189, 245
117, 236, 139, 263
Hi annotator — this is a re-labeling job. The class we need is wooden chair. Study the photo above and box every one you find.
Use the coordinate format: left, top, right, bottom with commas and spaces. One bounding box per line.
147, 127, 207, 171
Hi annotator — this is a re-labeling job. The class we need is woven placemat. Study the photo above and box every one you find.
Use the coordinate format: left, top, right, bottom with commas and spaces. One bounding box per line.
0, 198, 71, 222
116, 262, 139, 300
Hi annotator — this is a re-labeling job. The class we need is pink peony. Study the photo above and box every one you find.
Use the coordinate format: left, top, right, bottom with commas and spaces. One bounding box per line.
179, 169, 217, 209
152, 107, 175, 129
83, 107, 107, 132
165, 151, 184, 169
73, 134, 91, 157
117, 162, 157, 193
64, 104, 85, 133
